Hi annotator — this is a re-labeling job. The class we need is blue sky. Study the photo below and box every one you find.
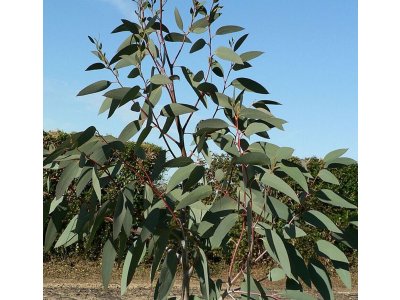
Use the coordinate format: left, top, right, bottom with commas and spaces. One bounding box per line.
44, 0, 357, 159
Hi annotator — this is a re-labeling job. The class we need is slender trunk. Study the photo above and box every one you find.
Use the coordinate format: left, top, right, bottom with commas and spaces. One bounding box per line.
181, 238, 190, 300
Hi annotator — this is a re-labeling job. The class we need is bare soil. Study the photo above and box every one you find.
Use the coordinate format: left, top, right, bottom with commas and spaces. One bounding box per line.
43, 257, 357, 299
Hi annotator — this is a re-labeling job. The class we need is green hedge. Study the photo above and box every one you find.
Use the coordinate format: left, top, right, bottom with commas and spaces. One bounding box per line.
44, 132, 357, 269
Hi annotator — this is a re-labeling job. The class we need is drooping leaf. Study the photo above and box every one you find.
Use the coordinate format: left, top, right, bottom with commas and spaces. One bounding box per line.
316, 240, 351, 289
215, 46, 243, 65
118, 120, 142, 142
302, 210, 342, 234
279, 164, 309, 193
233, 152, 270, 166
121, 239, 146, 295
54, 215, 79, 248
197, 82, 218, 94
194, 248, 210, 300
231, 77, 269, 94
85, 62, 106, 71
98, 98, 112, 115
196, 119, 230, 135
190, 38, 207, 53
323, 148, 348, 163
209, 213, 238, 249
102, 239, 117, 288
317, 169, 340, 185
174, 8, 183, 31
77, 80, 112, 96
113, 193, 126, 240
150, 229, 170, 283
56, 160, 80, 199
92, 168, 101, 202
164, 157, 193, 168
283, 224, 307, 239
240, 51, 264, 62
154, 250, 178, 300
262, 230, 293, 279
260, 172, 299, 203
160, 103, 198, 117
166, 164, 196, 193
216, 25, 244, 35
175, 185, 212, 210
316, 189, 357, 209
140, 208, 160, 242
164, 32, 191, 43
150, 74, 172, 85
308, 259, 334, 300
266, 196, 292, 221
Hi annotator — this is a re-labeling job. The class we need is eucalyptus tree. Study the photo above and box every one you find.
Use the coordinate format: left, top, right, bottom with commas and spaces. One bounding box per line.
43, 0, 357, 299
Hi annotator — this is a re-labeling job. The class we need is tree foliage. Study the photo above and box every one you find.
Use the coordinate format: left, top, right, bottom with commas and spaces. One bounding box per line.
44, 1, 357, 299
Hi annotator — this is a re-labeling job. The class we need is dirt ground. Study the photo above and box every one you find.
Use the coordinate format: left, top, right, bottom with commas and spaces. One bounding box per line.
43, 258, 358, 299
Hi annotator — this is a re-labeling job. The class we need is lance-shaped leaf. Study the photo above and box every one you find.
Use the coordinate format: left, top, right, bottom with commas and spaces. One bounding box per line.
215, 46, 243, 65
216, 25, 244, 35
196, 118, 230, 135
150, 74, 172, 85
240, 275, 268, 300
154, 249, 178, 300
283, 224, 307, 239
234, 33, 249, 51
197, 82, 218, 94
316, 240, 351, 289
262, 230, 293, 279
77, 80, 112, 96
113, 193, 126, 240
209, 213, 238, 249
103, 87, 130, 100
92, 168, 101, 202
231, 77, 269, 94
86, 62, 105, 71
244, 122, 270, 136
317, 169, 339, 185
191, 17, 209, 33
308, 259, 334, 300
279, 164, 308, 193
164, 32, 192, 43
190, 38, 206, 53
160, 103, 198, 117
240, 51, 264, 62
325, 157, 357, 168
118, 120, 142, 142
266, 196, 292, 221
56, 160, 80, 199
102, 239, 117, 288
140, 208, 160, 242
164, 156, 193, 168
260, 172, 299, 203
54, 215, 79, 248
49, 197, 64, 214
175, 185, 212, 210
121, 239, 146, 295
98, 98, 112, 115
166, 164, 196, 193
150, 229, 170, 283
323, 148, 348, 163
317, 189, 357, 209
302, 210, 342, 233
174, 7, 183, 30
194, 248, 210, 300
233, 152, 270, 166
183, 165, 205, 192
